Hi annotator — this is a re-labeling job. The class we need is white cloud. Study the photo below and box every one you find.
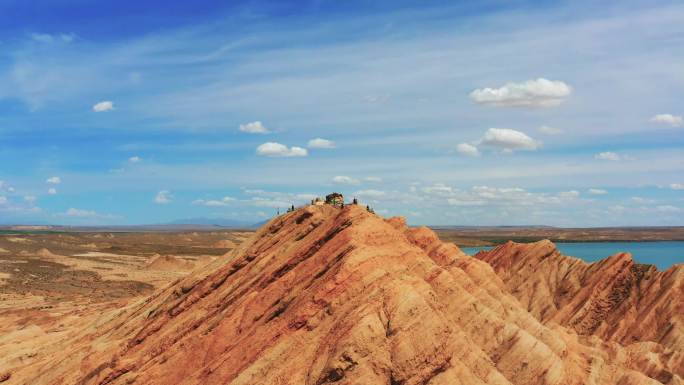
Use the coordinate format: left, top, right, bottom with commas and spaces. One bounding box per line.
558, 190, 580, 199
0, 181, 14, 193
456, 143, 480, 157
364, 176, 383, 183
24, 195, 37, 204
59, 207, 117, 219
59, 33, 76, 43
154, 190, 172, 204
332, 175, 360, 185
470, 78, 571, 108
656, 205, 681, 213
192, 196, 236, 207
422, 184, 586, 208
249, 197, 291, 208
64, 208, 98, 217
422, 184, 455, 196
31, 33, 74, 43
594, 151, 622, 161
631, 196, 655, 204
92, 101, 114, 112
31, 33, 54, 43
256, 142, 307, 157
588, 188, 608, 195
446, 198, 487, 206
479, 128, 541, 152
671, 183, 684, 190
0, 196, 7, 205
240, 189, 317, 209
538, 125, 564, 135
650, 114, 682, 127
307, 138, 336, 149
354, 189, 386, 197
46, 176, 61, 184
363, 94, 390, 103
239, 121, 270, 134
128, 156, 141, 163
47, 188, 57, 195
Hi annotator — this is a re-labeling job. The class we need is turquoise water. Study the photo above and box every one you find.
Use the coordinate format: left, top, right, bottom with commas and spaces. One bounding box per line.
461, 241, 684, 270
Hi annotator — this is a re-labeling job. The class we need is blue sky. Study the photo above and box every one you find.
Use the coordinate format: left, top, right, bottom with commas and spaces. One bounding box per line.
0, 0, 682, 226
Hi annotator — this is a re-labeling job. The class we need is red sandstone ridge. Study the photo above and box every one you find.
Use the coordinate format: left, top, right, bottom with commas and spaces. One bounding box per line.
476, 241, 684, 351
10, 206, 684, 384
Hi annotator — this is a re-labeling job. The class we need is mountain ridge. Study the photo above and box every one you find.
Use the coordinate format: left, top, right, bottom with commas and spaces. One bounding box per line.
8, 204, 683, 384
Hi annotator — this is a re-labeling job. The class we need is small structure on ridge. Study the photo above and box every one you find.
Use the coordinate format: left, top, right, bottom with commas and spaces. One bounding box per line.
325, 192, 344, 207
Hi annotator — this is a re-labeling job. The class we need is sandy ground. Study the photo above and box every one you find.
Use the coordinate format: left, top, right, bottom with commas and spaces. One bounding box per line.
0, 230, 250, 380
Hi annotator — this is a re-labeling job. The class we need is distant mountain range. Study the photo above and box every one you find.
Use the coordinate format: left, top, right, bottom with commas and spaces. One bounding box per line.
165, 217, 261, 228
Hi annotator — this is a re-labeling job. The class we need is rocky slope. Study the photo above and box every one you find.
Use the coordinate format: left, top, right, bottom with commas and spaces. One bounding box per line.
475, 240, 684, 351
8, 205, 684, 384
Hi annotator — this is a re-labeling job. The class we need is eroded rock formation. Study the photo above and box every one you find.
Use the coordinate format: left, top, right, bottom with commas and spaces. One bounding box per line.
11, 205, 684, 384
476, 240, 683, 350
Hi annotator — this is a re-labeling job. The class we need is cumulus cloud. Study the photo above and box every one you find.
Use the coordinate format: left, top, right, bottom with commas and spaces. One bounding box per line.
0, 196, 7, 205
92, 101, 114, 112
332, 175, 360, 185
479, 128, 541, 152
128, 156, 141, 163
192, 197, 236, 207
46, 176, 61, 184
538, 125, 564, 135
650, 114, 682, 127
239, 121, 270, 134
256, 142, 307, 157
364, 176, 383, 183
594, 151, 622, 161
307, 138, 336, 149
456, 143, 480, 157
671, 183, 684, 190
24, 195, 37, 204
154, 190, 172, 204
588, 188, 608, 195
47, 188, 57, 195
470, 78, 571, 108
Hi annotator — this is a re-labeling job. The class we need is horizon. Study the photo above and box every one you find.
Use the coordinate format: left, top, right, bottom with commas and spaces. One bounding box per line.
1, 0, 683, 227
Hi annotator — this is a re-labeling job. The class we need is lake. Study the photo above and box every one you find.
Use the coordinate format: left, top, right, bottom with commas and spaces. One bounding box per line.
460, 241, 684, 270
